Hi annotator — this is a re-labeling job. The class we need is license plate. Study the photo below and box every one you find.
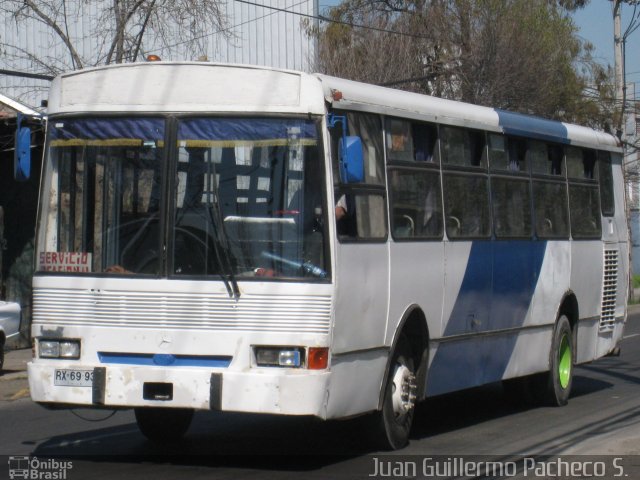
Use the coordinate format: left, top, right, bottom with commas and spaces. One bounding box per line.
54, 369, 94, 387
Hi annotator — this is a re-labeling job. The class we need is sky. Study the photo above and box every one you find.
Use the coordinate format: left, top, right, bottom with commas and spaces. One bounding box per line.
573, 1, 639, 103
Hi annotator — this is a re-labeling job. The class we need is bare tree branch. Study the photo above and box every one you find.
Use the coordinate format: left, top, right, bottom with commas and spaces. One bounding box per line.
22, 0, 84, 68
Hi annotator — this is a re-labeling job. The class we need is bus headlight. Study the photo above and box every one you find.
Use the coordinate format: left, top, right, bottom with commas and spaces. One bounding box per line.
255, 347, 302, 368
39, 340, 60, 358
60, 340, 81, 359
39, 339, 81, 359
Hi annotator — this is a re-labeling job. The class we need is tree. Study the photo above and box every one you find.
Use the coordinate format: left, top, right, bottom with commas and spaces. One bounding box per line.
0, 0, 227, 76
312, 0, 617, 129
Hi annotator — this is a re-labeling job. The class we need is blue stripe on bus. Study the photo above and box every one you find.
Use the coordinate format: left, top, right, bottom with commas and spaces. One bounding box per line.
97, 352, 232, 368
496, 109, 569, 144
426, 240, 547, 396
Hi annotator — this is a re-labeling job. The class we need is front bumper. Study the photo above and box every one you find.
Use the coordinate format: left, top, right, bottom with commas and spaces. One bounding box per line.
28, 362, 331, 417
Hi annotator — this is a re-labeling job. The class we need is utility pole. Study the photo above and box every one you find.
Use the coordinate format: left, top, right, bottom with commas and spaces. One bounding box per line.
614, 0, 625, 138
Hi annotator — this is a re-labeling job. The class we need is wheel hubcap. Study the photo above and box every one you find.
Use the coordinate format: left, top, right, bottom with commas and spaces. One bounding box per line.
558, 333, 571, 389
391, 364, 417, 417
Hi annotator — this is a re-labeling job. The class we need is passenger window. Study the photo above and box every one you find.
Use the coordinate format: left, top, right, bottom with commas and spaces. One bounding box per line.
569, 185, 601, 239
330, 111, 388, 242
532, 181, 569, 238
331, 112, 384, 185
530, 141, 564, 176
443, 174, 491, 238
528, 141, 548, 174
566, 147, 584, 179
488, 134, 508, 171
385, 118, 438, 163
492, 178, 532, 238
598, 151, 615, 217
335, 191, 387, 240
386, 118, 413, 162
566, 147, 596, 180
389, 168, 443, 239
440, 126, 486, 168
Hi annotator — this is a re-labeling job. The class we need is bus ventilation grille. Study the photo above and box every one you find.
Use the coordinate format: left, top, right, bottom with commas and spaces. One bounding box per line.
600, 249, 618, 331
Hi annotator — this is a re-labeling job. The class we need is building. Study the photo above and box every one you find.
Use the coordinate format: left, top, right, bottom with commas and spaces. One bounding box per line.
0, 0, 318, 107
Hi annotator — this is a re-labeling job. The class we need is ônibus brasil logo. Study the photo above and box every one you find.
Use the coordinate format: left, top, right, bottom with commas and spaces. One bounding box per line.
8, 456, 73, 480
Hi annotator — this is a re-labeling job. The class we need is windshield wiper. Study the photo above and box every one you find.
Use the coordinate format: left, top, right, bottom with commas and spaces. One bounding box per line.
203, 161, 240, 300
207, 202, 240, 300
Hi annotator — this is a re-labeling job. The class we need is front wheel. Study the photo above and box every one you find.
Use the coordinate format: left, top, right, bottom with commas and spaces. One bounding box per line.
134, 407, 194, 443
544, 315, 574, 406
373, 334, 417, 450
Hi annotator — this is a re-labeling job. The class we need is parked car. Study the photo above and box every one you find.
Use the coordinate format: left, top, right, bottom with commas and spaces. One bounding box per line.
0, 301, 21, 371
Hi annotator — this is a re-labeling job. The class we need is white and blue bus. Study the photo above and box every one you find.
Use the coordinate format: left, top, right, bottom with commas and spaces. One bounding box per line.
27, 62, 628, 449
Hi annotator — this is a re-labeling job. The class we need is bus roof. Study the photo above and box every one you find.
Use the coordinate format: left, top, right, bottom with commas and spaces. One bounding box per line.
315, 73, 622, 153
46, 62, 621, 153
47, 62, 326, 116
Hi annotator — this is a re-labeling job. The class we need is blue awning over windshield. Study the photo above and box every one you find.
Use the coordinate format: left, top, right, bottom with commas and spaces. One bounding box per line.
178, 118, 317, 141
50, 118, 164, 141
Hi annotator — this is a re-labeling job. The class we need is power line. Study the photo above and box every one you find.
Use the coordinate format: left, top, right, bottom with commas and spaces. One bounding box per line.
148, 0, 311, 58
233, 0, 431, 40
148, 0, 429, 61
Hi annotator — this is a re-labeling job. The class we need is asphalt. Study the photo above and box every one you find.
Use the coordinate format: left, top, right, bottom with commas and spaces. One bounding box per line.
0, 345, 30, 381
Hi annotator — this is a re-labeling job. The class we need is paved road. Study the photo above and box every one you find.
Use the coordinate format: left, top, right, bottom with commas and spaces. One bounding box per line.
1, 309, 640, 479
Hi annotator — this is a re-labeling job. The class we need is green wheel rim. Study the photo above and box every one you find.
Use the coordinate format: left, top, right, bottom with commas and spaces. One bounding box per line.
558, 333, 572, 389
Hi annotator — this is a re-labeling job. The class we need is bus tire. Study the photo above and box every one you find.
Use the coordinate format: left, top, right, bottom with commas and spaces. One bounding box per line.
543, 315, 574, 406
134, 407, 194, 443
374, 334, 417, 450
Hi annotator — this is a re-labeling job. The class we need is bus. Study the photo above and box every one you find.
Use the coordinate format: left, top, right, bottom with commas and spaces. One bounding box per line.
27, 62, 628, 450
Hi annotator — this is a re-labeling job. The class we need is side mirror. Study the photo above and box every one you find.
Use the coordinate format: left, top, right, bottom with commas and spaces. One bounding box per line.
339, 136, 364, 183
14, 115, 32, 181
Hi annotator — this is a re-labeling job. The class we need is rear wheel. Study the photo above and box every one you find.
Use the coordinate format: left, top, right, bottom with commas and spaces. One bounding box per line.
134, 407, 193, 443
373, 334, 417, 450
543, 315, 574, 406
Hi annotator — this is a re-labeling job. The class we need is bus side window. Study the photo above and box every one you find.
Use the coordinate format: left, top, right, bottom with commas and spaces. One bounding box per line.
389, 168, 443, 240
566, 146, 585, 179
598, 151, 615, 217
488, 134, 508, 171
331, 110, 387, 241
569, 184, 601, 239
528, 140, 548, 174
491, 177, 531, 238
532, 181, 569, 238
440, 126, 487, 168
442, 173, 491, 239
507, 137, 528, 172
566, 147, 596, 181
549, 145, 564, 176
384, 117, 438, 164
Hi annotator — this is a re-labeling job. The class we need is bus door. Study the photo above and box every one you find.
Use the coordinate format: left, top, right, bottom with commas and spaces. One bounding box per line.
329, 111, 390, 353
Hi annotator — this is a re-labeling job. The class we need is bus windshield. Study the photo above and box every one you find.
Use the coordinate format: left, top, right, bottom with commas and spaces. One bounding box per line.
37, 116, 328, 280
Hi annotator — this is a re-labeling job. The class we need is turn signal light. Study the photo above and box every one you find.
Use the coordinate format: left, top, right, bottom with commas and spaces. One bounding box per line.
308, 347, 329, 370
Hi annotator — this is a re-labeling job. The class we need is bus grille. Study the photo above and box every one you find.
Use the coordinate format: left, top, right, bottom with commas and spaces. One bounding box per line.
33, 288, 331, 335
600, 249, 618, 331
